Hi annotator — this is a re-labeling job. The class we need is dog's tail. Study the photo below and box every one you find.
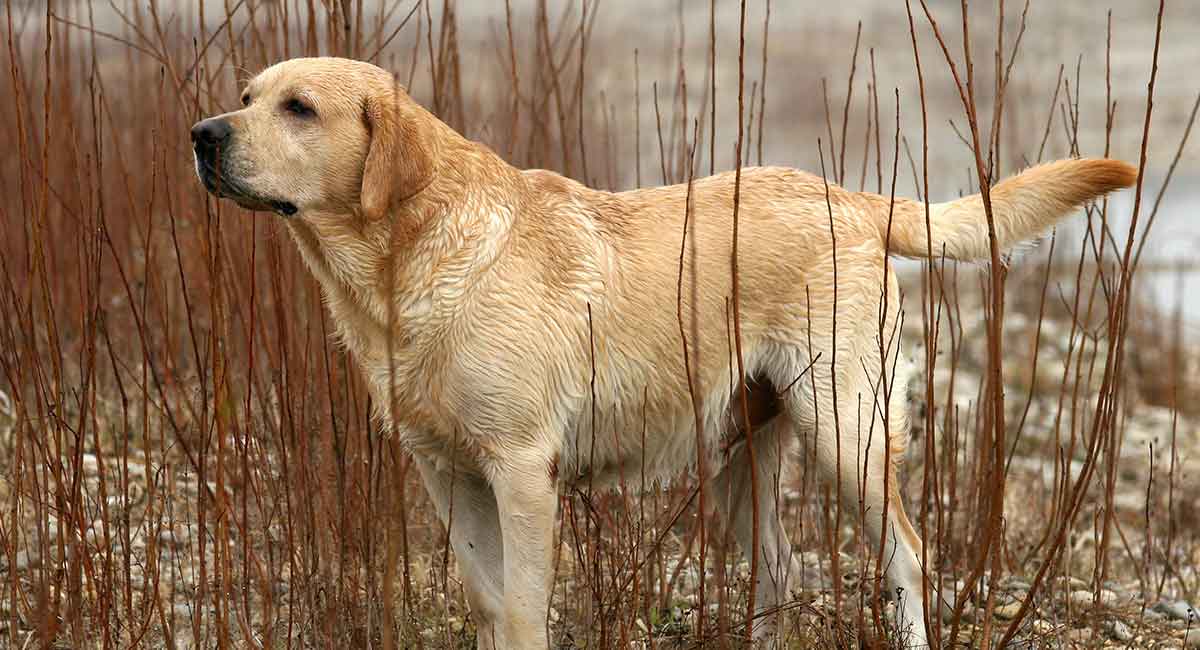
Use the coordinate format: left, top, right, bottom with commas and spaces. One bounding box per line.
880, 158, 1138, 261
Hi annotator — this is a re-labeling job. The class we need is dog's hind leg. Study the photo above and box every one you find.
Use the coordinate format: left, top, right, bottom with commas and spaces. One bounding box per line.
414, 455, 507, 650
783, 347, 932, 648
708, 416, 801, 647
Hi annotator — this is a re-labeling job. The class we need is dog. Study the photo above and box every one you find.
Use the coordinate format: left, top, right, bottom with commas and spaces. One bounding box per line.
191, 56, 1137, 648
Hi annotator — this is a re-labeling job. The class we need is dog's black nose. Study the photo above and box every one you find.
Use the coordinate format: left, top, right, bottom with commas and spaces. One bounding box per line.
190, 118, 232, 147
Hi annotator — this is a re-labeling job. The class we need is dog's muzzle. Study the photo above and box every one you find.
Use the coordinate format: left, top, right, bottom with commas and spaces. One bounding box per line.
189, 117, 297, 216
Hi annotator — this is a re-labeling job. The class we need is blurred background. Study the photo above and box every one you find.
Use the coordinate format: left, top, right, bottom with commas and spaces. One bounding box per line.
76, 0, 1200, 317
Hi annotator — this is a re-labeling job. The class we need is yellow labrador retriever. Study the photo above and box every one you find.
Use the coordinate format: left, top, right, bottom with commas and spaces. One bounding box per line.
191, 57, 1136, 648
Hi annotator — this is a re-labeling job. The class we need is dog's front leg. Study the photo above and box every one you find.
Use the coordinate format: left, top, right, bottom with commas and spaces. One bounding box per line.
489, 452, 559, 649
414, 455, 506, 649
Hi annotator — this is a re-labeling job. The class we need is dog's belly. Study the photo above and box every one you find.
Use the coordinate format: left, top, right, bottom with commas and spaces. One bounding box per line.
556, 374, 781, 490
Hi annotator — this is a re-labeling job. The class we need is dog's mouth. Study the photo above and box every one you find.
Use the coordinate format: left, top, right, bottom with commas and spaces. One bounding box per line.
194, 157, 298, 217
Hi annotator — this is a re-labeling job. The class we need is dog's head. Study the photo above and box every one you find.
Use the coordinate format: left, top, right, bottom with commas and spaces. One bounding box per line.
190, 57, 436, 220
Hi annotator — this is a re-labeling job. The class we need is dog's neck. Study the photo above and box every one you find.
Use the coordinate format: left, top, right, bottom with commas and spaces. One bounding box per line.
287, 133, 526, 342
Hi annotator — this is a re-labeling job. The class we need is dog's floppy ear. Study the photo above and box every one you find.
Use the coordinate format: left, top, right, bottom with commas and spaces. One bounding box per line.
360, 83, 435, 220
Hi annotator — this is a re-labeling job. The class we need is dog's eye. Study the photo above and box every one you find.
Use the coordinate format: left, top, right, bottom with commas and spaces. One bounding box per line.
241, 94, 251, 107
284, 98, 314, 117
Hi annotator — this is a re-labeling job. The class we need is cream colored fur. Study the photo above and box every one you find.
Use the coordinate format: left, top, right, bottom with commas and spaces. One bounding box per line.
191, 57, 1138, 649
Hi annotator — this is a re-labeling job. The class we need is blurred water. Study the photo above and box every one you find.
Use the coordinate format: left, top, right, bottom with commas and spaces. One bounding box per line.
1104, 173, 1200, 327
